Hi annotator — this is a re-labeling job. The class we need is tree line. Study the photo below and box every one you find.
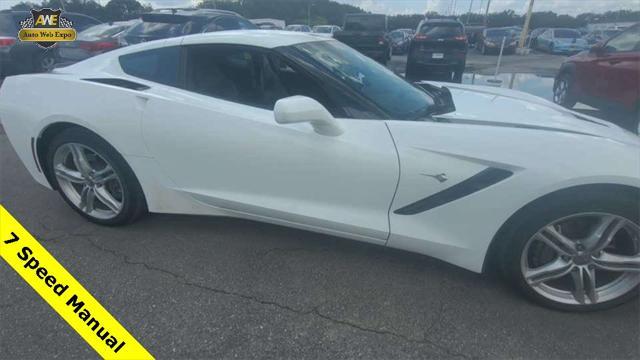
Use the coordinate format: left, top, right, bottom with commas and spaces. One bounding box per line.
9, 0, 640, 30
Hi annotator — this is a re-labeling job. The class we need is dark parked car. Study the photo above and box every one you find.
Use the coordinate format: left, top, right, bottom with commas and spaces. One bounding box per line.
122, 9, 256, 45
334, 13, 391, 65
55, 20, 140, 67
406, 18, 467, 82
0, 10, 101, 75
477, 27, 519, 55
389, 29, 410, 54
553, 24, 640, 132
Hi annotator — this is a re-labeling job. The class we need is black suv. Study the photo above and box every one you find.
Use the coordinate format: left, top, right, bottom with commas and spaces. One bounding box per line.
122, 9, 256, 45
406, 18, 467, 83
0, 10, 101, 75
333, 13, 391, 65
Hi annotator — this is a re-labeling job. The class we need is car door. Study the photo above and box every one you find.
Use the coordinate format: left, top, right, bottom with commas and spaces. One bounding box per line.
136, 43, 399, 243
590, 25, 640, 110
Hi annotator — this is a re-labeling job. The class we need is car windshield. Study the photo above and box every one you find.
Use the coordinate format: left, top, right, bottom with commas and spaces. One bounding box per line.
127, 21, 186, 38
390, 31, 404, 39
286, 41, 434, 119
314, 26, 332, 33
555, 29, 580, 38
604, 30, 621, 37
419, 23, 463, 37
344, 16, 385, 31
78, 23, 130, 40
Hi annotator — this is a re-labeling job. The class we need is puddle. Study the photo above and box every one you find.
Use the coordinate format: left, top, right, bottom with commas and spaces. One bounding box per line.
461, 72, 555, 101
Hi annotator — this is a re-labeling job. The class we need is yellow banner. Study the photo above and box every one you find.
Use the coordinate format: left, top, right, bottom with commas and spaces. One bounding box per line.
0, 204, 153, 359
18, 28, 76, 42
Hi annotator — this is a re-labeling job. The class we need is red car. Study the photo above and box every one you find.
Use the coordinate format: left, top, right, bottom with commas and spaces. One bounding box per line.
553, 23, 640, 132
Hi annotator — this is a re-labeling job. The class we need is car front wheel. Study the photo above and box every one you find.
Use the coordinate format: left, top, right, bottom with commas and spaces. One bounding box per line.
553, 72, 577, 108
500, 189, 640, 311
47, 127, 147, 225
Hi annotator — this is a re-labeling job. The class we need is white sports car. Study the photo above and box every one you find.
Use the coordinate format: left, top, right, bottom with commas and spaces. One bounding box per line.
1, 31, 639, 311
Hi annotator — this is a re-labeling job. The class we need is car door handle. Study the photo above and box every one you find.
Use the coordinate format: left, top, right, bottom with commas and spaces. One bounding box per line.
608, 60, 621, 65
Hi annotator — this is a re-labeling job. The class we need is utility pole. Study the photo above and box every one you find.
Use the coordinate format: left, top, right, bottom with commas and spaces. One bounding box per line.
483, 0, 491, 26
518, 0, 535, 49
307, 1, 312, 27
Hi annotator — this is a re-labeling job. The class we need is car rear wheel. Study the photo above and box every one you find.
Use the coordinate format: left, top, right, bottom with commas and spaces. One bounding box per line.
500, 190, 640, 311
47, 127, 147, 225
553, 72, 577, 108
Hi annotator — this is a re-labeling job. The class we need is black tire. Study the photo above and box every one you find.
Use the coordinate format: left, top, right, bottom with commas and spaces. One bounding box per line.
46, 127, 147, 226
553, 71, 578, 108
452, 66, 464, 83
497, 188, 640, 311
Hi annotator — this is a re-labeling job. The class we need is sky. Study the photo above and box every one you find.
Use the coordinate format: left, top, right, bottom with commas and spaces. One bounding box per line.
0, 0, 638, 16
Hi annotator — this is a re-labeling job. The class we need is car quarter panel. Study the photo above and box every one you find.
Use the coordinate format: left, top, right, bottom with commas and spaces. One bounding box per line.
0, 74, 151, 187
385, 121, 640, 272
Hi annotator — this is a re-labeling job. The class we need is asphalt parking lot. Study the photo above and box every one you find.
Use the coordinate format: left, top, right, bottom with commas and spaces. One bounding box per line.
1, 50, 639, 360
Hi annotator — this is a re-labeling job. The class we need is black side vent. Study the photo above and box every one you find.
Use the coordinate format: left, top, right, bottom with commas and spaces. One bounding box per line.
394, 168, 513, 215
83, 78, 150, 91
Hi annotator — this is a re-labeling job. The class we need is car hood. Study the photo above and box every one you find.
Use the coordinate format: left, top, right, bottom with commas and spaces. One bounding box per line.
423, 82, 640, 146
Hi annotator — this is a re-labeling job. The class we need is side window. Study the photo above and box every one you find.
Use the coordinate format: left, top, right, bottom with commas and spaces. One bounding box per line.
605, 26, 640, 53
183, 44, 344, 115
119, 46, 180, 87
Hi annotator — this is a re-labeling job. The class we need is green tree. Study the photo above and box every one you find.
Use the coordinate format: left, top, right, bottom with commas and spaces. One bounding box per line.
104, 0, 145, 21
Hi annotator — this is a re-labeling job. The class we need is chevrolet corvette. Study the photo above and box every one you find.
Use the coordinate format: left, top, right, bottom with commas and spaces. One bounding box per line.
1, 31, 639, 311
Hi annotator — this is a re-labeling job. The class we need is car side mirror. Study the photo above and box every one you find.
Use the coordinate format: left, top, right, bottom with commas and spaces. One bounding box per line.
274, 96, 344, 136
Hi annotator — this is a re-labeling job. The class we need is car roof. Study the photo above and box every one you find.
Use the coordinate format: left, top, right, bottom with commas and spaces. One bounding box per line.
149, 8, 241, 18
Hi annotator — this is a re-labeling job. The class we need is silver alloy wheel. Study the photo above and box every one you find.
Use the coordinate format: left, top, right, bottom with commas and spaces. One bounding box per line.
40, 54, 56, 72
53, 143, 124, 220
521, 213, 640, 305
553, 78, 568, 104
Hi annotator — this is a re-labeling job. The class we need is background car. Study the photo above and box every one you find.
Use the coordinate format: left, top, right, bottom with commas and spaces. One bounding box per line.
0, 10, 101, 75
585, 29, 622, 44
334, 13, 391, 64
389, 29, 410, 54
464, 25, 486, 47
477, 27, 519, 55
406, 18, 467, 82
311, 25, 341, 37
55, 20, 140, 67
554, 24, 640, 132
285, 24, 311, 32
535, 28, 589, 54
122, 9, 256, 45
396, 28, 415, 36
